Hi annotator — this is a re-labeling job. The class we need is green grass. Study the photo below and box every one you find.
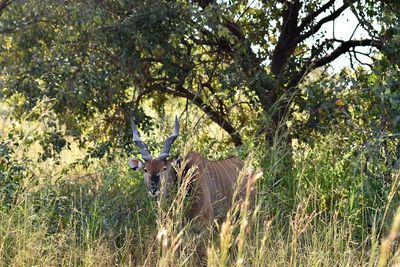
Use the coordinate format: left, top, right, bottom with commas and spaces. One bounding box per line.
1, 141, 399, 267
1, 103, 400, 266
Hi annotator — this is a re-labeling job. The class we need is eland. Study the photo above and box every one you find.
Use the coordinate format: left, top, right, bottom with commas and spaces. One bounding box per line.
128, 116, 260, 222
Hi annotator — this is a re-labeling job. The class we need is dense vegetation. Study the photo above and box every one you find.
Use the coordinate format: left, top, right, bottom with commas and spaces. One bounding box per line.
1, 0, 400, 266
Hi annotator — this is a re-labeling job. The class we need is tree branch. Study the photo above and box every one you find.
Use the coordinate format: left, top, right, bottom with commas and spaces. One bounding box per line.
138, 83, 243, 147
172, 87, 243, 147
312, 39, 382, 69
287, 38, 383, 89
299, 0, 335, 31
0, 0, 12, 15
352, 48, 373, 69
192, 11, 276, 113
195, 0, 216, 9
349, 2, 379, 38
270, 0, 302, 76
297, 2, 350, 44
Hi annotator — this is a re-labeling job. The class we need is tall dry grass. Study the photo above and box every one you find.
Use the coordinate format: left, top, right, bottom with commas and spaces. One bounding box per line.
1, 101, 400, 266
1, 151, 399, 266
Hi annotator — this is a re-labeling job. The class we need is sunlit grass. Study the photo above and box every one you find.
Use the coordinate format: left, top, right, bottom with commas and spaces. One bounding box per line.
0, 153, 398, 266
1, 100, 400, 266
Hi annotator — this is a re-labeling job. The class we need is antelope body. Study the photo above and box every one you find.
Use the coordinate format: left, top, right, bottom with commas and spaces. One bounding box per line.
128, 116, 259, 221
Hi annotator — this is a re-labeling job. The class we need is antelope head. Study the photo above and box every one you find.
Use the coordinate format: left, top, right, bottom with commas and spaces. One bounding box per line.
128, 116, 179, 199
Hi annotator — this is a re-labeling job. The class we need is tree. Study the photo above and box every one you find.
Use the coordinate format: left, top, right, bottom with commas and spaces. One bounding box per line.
0, 0, 397, 150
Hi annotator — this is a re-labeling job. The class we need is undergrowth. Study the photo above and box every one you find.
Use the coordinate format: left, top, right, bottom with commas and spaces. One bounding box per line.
1, 104, 400, 266
1, 139, 399, 266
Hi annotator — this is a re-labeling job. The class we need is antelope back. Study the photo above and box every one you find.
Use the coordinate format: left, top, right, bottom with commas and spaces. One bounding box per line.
183, 152, 255, 220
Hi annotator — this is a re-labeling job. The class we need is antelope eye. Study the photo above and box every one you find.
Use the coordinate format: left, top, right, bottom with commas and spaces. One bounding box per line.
143, 168, 148, 173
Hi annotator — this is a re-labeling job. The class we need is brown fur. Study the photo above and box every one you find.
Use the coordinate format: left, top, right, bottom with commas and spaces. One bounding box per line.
130, 152, 259, 222
181, 152, 258, 222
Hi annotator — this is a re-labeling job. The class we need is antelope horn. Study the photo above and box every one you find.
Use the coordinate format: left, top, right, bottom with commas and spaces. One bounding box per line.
157, 116, 179, 160
131, 119, 153, 161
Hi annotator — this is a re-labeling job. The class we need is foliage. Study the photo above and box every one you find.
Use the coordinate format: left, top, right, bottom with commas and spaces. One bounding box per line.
0, 99, 69, 204
0, 136, 26, 204
1, 0, 398, 149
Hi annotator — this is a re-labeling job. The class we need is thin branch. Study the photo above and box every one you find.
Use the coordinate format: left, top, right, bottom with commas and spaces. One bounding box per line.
195, 0, 216, 9
135, 87, 159, 107
138, 83, 242, 146
224, 21, 246, 41
353, 48, 377, 60
201, 82, 227, 116
312, 39, 382, 69
348, 1, 380, 38
288, 38, 382, 89
299, 0, 335, 31
139, 57, 164, 63
172, 85, 242, 147
234, 0, 252, 23
226, 101, 253, 113
348, 22, 360, 41
0, 0, 12, 15
352, 48, 374, 69
297, 2, 350, 44
349, 49, 355, 71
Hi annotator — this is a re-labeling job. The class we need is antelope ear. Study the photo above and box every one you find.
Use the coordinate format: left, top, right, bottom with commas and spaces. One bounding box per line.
128, 157, 144, 170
